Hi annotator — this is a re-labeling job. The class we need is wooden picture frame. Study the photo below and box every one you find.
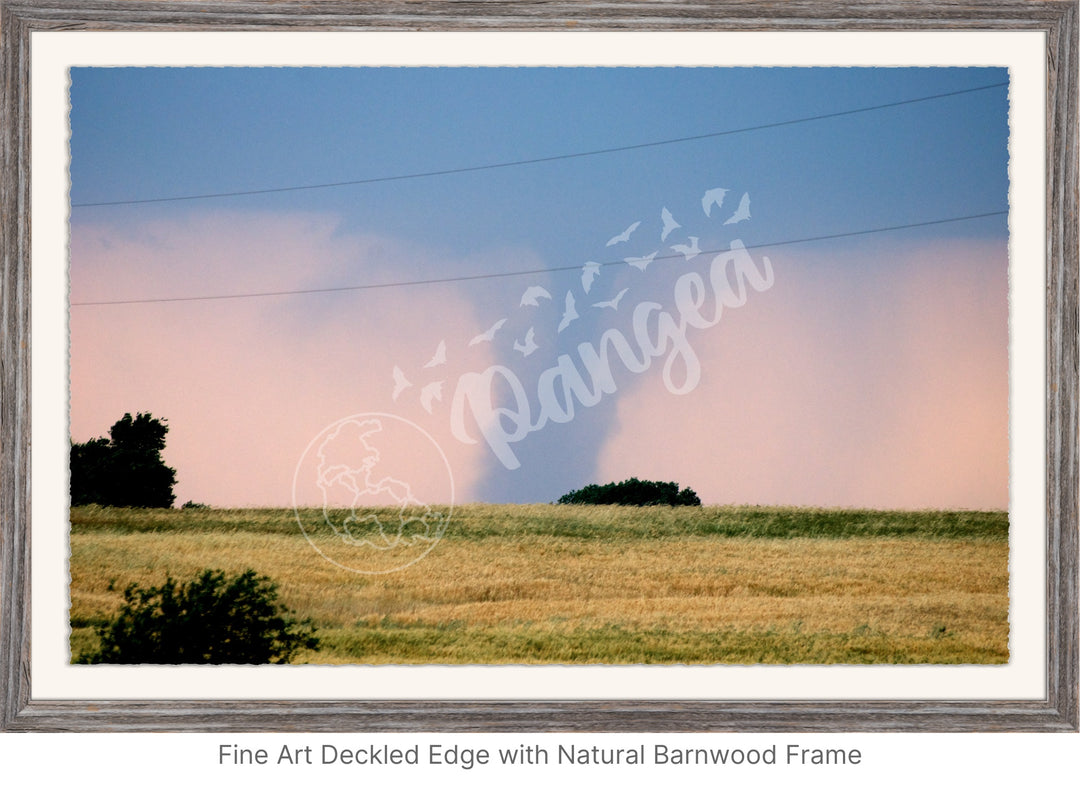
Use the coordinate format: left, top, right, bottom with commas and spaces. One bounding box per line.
1, 0, 1076, 732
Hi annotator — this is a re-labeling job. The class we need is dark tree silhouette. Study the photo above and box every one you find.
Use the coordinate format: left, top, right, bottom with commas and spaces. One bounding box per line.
70, 412, 177, 508
557, 477, 702, 507
69, 437, 115, 506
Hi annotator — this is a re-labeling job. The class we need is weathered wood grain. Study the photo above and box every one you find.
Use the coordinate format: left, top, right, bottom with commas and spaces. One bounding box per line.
1, 0, 1076, 732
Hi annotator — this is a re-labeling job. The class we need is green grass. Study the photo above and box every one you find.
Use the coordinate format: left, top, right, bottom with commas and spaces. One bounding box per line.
69, 503, 1009, 665
311, 621, 1005, 665
71, 502, 1008, 541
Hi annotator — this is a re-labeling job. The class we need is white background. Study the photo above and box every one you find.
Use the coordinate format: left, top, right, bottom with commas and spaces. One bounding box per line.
1, 732, 1078, 784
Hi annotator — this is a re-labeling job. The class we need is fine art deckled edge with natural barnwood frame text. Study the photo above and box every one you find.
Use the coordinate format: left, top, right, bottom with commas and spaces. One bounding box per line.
1, 0, 1076, 732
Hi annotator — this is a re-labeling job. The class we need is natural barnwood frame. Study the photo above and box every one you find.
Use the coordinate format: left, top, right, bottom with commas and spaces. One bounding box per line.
1, 0, 1076, 732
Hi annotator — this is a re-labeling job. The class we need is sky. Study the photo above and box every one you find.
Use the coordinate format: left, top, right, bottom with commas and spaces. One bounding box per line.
68, 67, 1010, 509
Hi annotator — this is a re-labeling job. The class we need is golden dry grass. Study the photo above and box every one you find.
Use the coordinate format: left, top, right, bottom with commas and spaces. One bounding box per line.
69, 504, 1009, 664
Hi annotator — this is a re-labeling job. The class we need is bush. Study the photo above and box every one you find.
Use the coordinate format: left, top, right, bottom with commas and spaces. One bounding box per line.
557, 477, 701, 507
79, 569, 319, 664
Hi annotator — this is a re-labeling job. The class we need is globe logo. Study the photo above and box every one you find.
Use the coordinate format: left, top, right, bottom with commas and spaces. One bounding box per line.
292, 413, 454, 574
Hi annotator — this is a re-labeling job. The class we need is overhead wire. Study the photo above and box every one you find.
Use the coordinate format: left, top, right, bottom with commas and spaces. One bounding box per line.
70, 79, 1009, 307
70, 210, 1008, 307
70, 81, 1008, 209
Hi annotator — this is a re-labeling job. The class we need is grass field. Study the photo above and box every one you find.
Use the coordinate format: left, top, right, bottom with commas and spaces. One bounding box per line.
68, 504, 1009, 664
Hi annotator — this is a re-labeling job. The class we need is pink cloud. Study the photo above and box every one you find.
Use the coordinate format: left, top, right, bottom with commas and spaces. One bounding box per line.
595, 237, 1010, 510
70, 212, 497, 507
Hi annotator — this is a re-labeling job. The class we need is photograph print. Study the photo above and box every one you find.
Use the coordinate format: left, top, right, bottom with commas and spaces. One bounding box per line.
67, 66, 1010, 667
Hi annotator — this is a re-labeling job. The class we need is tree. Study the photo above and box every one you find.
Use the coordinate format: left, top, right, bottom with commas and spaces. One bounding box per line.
69, 437, 115, 507
78, 569, 319, 665
70, 412, 177, 507
557, 477, 702, 507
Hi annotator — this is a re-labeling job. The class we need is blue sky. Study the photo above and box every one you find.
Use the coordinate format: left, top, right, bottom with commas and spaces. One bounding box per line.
68, 67, 1011, 508
71, 67, 1008, 248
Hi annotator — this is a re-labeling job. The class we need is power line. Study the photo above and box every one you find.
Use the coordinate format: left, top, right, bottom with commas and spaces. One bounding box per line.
70, 81, 1008, 209
70, 210, 1007, 307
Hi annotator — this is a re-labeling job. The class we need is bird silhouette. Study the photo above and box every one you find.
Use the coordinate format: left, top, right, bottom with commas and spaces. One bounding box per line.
423, 339, 447, 368
581, 261, 602, 294
520, 285, 552, 307
625, 251, 657, 272
724, 193, 751, 225
660, 207, 680, 241
606, 221, 641, 247
420, 381, 444, 414
702, 187, 729, 217
392, 366, 413, 401
671, 236, 701, 261
592, 288, 629, 311
514, 327, 538, 357
557, 291, 579, 333
468, 318, 507, 346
